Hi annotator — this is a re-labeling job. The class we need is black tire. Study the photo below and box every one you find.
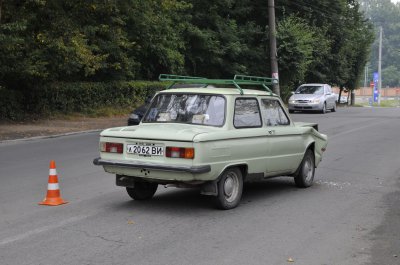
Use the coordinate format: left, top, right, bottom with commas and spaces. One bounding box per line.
331, 102, 337, 112
294, 149, 315, 188
289, 110, 294, 114
321, 102, 327, 114
215, 168, 243, 210
126, 181, 158, 200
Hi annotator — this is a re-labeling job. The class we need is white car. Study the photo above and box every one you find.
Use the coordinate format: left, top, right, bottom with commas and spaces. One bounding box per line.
288, 84, 337, 113
339, 96, 348, 104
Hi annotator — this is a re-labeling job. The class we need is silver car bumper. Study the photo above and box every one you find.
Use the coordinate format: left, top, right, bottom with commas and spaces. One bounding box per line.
288, 102, 323, 111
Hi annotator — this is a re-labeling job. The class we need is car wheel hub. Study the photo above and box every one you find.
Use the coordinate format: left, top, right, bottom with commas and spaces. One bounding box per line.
224, 172, 238, 202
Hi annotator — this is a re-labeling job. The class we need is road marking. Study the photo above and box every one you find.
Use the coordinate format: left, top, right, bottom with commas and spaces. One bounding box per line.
0, 214, 91, 246
329, 119, 388, 140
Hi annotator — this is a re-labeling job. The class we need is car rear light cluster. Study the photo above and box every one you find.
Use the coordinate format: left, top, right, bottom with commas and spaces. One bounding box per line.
166, 147, 194, 159
100, 142, 123, 154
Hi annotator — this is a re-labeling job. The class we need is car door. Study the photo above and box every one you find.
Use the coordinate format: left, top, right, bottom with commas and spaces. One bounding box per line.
259, 98, 304, 175
232, 97, 270, 176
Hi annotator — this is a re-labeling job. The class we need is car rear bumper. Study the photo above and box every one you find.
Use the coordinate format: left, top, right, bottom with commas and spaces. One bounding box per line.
93, 157, 211, 174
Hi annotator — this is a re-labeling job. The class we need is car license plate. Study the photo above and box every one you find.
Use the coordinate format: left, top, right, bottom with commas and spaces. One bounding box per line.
127, 144, 164, 156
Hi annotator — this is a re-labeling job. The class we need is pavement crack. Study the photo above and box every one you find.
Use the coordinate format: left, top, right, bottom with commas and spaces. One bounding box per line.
63, 228, 127, 245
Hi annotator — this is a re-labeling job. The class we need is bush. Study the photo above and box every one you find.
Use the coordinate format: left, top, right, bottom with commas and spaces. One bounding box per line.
0, 81, 165, 120
0, 87, 24, 120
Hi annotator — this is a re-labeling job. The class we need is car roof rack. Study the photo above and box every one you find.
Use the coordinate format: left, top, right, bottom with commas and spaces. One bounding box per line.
159, 74, 278, 95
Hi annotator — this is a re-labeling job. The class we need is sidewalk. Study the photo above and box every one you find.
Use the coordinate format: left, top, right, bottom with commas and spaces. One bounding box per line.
0, 116, 127, 141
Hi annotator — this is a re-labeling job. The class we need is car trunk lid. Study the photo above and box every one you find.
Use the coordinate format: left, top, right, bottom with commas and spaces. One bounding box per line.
101, 123, 215, 142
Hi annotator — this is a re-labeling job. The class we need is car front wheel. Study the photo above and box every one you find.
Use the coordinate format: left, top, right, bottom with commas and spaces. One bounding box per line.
126, 181, 158, 200
321, 102, 327, 114
215, 168, 243, 210
294, 149, 315, 188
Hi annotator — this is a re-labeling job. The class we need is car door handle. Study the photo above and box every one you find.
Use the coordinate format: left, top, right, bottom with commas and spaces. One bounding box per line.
268, 130, 275, 135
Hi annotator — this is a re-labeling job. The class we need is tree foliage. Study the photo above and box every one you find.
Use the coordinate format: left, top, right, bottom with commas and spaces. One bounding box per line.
0, 0, 374, 104
359, 0, 400, 87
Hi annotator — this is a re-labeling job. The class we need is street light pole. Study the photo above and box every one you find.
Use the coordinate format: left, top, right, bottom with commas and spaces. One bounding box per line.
268, 0, 280, 96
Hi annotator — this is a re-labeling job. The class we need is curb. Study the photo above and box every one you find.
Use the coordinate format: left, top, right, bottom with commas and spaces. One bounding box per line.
0, 129, 102, 145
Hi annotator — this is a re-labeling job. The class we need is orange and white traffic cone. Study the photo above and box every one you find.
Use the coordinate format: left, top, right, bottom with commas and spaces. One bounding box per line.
39, 160, 68, 206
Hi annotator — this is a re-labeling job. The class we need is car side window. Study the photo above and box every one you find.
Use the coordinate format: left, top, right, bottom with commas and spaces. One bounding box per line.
260, 99, 290, 126
326, 86, 332, 94
234, 98, 262, 128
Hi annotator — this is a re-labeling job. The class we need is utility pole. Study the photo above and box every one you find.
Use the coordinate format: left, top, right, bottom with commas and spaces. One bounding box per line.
378, 26, 382, 105
364, 64, 368, 88
268, 0, 280, 96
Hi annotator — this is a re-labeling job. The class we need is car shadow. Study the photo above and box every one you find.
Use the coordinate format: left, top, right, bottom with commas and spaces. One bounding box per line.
291, 111, 334, 114
242, 177, 298, 201
110, 177, 299, 214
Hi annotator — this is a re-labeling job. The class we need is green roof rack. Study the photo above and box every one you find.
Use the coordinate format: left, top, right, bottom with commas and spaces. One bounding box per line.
159, 74, 278, 95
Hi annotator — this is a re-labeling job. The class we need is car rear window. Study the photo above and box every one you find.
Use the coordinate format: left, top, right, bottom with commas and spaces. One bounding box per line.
143, 94, 226, 126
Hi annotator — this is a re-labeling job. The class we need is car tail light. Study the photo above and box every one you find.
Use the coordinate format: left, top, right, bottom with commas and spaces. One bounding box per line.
100, 142, 123, 154
166, 147, 194, 159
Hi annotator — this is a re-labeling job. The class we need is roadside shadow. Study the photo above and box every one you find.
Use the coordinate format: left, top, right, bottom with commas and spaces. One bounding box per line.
365, 176, 400, 265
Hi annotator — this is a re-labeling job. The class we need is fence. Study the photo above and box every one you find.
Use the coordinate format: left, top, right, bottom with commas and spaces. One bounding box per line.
332, 87, 400, 97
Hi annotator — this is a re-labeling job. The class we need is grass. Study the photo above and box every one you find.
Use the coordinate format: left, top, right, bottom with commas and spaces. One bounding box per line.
359, 100, 400, 108
48, 106, 135, 121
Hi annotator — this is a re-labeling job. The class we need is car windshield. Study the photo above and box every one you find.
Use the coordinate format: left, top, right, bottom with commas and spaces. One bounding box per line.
295, 86, 324, 95
143, 94, 226, 126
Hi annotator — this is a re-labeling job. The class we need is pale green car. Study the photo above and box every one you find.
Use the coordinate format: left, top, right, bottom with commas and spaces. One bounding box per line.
93, 75, 328, 209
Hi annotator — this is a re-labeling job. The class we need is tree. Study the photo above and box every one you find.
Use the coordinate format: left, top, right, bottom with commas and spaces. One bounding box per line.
276, 0, 373, 103
125, 0, 190, 79
276, 16, 315, 100
359, 0, 400, 87
0, 0, 375, 105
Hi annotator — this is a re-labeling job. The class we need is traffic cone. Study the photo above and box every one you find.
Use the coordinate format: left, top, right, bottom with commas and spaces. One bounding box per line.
39, 160, 68, 206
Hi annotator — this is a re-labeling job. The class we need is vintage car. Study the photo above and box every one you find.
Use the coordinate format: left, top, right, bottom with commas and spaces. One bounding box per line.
94, 75, 328, 209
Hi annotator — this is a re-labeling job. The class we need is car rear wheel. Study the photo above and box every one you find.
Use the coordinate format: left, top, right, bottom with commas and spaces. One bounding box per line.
294, 149, 315, 188
289, 110, 294, 114
215, 168, 243, 210
126, 182, 158, 200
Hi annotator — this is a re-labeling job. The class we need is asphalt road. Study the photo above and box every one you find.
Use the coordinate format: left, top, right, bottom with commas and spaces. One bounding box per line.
0, 107, 399, 265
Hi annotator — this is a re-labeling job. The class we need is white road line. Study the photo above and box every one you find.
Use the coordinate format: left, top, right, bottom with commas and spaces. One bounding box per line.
329, 119, 388, 140
0, 214, 92, 246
